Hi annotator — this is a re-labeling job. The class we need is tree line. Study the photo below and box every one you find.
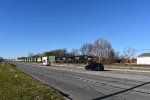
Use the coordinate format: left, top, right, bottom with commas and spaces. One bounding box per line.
26, 38, 135, 64
0, 57, 4, 62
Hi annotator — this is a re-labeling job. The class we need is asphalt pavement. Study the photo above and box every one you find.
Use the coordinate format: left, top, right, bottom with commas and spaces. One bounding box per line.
11, 62, 150, 100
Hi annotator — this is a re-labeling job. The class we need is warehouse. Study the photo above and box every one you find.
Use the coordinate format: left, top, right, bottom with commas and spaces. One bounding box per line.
137, 53, 150, 65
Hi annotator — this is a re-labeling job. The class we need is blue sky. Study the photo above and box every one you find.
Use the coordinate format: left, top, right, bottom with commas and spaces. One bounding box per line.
0, 0, 150, 59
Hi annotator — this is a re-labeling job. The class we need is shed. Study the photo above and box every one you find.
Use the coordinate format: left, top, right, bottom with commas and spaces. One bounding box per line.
137, 53, 150, 65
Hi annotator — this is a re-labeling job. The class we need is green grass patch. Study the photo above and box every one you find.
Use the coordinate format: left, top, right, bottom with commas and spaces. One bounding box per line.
0, 62, 64, 100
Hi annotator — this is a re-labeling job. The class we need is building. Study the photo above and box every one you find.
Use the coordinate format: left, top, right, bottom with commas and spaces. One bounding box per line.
16, 57, 27, 62
42, 56, 56, 62
37, 57, 42, 62
137, 53, 150, 65
42, 56, 47, 61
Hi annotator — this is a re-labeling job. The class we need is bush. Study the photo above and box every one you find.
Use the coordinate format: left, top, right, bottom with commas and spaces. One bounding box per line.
0, 57, 3, 62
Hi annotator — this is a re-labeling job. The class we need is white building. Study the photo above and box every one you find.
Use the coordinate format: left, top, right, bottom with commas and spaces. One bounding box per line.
42, 56, 47, 61
137, 53, 150, 65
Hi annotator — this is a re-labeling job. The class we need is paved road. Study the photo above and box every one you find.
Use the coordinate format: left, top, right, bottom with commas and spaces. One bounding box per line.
12, 62, 150, 100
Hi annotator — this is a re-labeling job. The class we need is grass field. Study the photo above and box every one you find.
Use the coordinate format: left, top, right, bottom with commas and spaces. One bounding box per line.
0, 61, 63, 100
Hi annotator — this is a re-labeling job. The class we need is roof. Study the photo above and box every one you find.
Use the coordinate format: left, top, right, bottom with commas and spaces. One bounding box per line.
138, 53, 150, 57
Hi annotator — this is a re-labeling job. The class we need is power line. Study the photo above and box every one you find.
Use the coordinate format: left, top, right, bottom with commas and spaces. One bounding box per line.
134, 49, 150, 52
117, 49, 150, 54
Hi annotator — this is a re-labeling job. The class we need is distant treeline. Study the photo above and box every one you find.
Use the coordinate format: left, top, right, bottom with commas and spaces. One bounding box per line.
0, 57, 3, 62
18, 38, 136, 64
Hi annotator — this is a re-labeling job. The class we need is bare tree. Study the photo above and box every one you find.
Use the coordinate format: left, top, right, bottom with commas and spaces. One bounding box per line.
51, 49, 68, 58
92, 38, 113, 63
122, 47, 135, 63
108, 50, 115, 63
43, 51, 54, 56
35, 53, 43, 57
114, 51, 122, 63
71, 49, 79, 56
28, 52, 34, 57
0, 57, 3, 62
80, 43, 93, 55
